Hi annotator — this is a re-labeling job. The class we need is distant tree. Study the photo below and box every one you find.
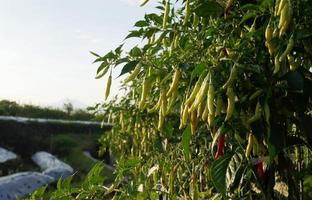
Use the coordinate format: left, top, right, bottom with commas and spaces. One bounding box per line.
63, 102, 74, 116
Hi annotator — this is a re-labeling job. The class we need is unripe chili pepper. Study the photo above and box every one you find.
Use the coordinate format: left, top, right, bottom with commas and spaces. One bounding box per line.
192, 13, 199, 28
162, 0, 170, 29
279, 34, 294, 62
185, 73, 206, 105
197, 101, 205, 118
265, 21, 273, 42
245, 133, 254, 158
225, 87, 235, 121
222, 64, 237, 90
124, 63, 141, 83
273, 55, 281, 74
105, 74, 112, 100
287, 54, 297, 71
167, 68, 181, 97
183, 0, 190, 26
277, 0, 287, 16
278, 1, 289, 29
208, 83, 215, 115
214, 134, 225, 159
208, 113, 214, 127
201, 104, 209, 121
190, 110, 198, 134
180, 103, 189, 129
139, 77, 152, 110
274, 0, 281, 16
189, 73, 209, 112
247, 102, 262, 125
215, 95, 223, 117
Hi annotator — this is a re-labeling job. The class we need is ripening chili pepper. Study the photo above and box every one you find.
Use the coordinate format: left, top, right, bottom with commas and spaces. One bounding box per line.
214, 134, 225, 159
105, 74, 112, 100
256, 161, 265, 179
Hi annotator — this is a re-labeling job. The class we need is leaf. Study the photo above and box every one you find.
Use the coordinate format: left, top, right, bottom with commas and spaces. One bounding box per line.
134, 20, 149, 27
299, 114, 312, 145
268, 123, 286, 159
95, 62, 110, 79
90, 51, 100, 57
140, 0, 149, 7
115, 57, 129, 66
240, 12, 257, 25
285, 135, 310, 149
194, 0, 223, 18
182, 125, 192, 161
287, 71, 304, 93
119, 61, 139, 77
191, 63, 206, 81
114, 44, 124, 55
125, 30, 144, 40
210, 153, 233, 196
145, 13, 163, 25
226, 152, 244, 190
129, 46, 142, 57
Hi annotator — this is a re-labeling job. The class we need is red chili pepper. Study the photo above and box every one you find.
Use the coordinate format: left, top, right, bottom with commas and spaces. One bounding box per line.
256, 161, 265, 179
214, 134, 225, 159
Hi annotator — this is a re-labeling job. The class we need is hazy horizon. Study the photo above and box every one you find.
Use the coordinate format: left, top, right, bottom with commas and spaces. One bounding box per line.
0, 0, 158, 108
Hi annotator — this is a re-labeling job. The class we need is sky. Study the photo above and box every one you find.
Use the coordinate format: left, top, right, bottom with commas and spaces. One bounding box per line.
0, 0, 158, 108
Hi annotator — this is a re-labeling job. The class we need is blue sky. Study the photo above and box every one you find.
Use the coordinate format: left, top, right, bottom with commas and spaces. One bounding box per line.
0, 0, 158, 108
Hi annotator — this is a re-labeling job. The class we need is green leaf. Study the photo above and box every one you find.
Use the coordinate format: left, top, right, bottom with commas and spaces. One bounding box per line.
115, 57, 129, 66
287, 71, 304, 93
191, 63, 206, 81
210, 153, 233, 197
129, 46, 142, 57
119, 61, 139, 77
268, 123, 286, 159
95, 62, 110, 79
182, 125, 192, 161
145, 13, 163, 25
114, 44, 124, 55
194, 0, 223, 18
240, 12, 257, 25
134, 20, 149, 27
125, 30, 144, 40
226, 152, 245, 190
90, 51, 100, 57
